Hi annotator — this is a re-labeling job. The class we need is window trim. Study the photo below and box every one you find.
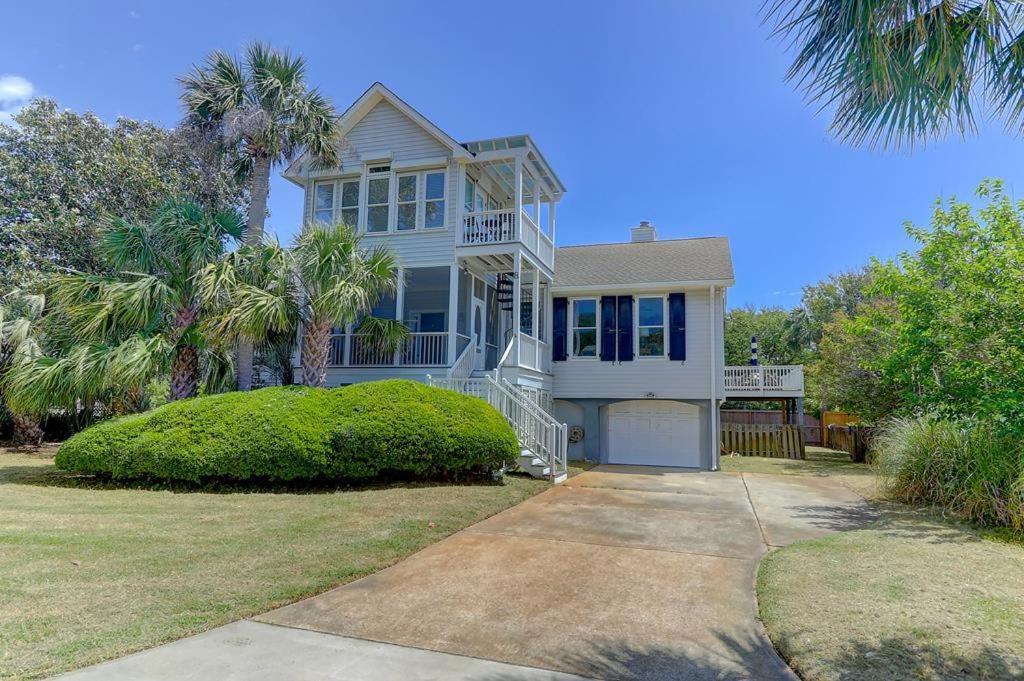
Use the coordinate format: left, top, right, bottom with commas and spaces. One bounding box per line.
570, 297, 599, 359
635, 295, 668, 359
395, 172, 419, 231
423, 170, 446, 229
364, 168, 391, 233
312, 180, 336, 225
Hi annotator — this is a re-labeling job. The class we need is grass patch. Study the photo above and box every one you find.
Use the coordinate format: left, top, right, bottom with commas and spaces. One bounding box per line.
748, 447, 1024, 680
720, 446, 879, 497
0, 446, 549, 679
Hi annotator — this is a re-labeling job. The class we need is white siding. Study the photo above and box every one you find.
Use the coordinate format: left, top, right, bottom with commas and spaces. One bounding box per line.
340, 100, 449, 166
360, 230, 455, 269
552, 288, 718, 400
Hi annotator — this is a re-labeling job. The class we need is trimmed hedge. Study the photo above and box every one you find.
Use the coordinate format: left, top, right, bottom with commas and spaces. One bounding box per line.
55, 380, 518, 482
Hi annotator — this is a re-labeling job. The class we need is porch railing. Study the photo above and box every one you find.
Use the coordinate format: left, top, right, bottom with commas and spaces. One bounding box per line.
328, 332, 449, 367
724, 365, 805, 393
460, 208, 554, 269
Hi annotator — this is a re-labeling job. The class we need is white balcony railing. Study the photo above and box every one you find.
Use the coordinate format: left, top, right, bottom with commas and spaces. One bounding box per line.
724, 365, 805, 394
328, 332, 449, 367
460, 208, 554, 269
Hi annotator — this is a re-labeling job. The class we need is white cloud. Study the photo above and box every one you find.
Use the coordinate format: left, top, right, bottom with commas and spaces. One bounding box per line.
0, 75, 34, 105
0, 75, 34, 125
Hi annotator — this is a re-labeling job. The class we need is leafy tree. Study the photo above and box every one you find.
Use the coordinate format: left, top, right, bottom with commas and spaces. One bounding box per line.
0, 99, 245, 290
179, 42, 341, 390
4, 201, 245, 417
807, 304, 902, 420
724, 305, 807, 366
798, 267, 875, 347
765, 1, 1024, 148
868, 180, 1024, 420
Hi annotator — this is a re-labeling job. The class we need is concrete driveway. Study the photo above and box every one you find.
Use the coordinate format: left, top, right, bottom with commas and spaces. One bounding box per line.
57, 466, 873, 681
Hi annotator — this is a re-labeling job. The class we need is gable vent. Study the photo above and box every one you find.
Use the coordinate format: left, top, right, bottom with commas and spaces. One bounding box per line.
630, 220, 657, 243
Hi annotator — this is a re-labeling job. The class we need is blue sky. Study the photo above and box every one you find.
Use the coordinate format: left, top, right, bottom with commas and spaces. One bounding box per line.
4, 1, 1024, 309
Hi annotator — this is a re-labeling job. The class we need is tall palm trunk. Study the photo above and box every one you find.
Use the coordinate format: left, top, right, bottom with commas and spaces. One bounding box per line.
301, 319, 332, 388
12, 414, 44, 447
237, 153, 272, 392
169, 345, 200, 400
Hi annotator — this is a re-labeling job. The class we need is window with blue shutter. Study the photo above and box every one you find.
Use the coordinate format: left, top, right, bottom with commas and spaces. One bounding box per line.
616, 296, 634, 361
552, 297, 567, 361
668, 292, 686, 361
600, 296, 617, 362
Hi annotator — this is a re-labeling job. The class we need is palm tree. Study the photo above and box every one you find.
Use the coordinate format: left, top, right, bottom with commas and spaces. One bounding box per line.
205, 223, 406, 388
4, 201, 245, 416
0, 290, 47, 445
765, 1, 1024, 147
179, 42, 341, 390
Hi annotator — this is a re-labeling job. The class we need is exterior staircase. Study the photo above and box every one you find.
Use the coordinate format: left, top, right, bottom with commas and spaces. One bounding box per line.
427, 374, 568, 483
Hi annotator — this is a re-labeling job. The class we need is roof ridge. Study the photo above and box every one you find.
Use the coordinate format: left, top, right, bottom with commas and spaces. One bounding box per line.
556, 236, 727, 249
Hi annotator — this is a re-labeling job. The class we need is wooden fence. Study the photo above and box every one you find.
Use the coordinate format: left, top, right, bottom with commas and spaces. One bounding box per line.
721, 424, 806, 460
821, 411, 859, 447
827, 424, 874, 462
721, 409, 822, 445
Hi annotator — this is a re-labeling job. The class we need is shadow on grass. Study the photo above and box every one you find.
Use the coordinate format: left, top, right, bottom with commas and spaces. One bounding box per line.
0, 463, 525, 495
479, 630, 794, 680
776, 632, 1024, 681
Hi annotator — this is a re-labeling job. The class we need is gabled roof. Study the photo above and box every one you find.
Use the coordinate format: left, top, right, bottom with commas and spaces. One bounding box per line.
336, 82, 473, 160
283, 82, 472, 185
553, 237, 734, 290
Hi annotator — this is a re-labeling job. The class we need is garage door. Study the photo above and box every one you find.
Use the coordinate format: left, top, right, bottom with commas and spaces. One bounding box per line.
606, 401, 701, 467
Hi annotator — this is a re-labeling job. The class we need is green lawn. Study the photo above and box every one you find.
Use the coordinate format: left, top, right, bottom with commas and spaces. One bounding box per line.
0, 446, 549, 680
728, 447, 1024, 680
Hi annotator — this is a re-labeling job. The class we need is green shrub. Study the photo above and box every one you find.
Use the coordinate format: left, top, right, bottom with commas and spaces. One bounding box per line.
56, 380, 518, 482
328, 380, 518, 478
874, 415, 1024, 529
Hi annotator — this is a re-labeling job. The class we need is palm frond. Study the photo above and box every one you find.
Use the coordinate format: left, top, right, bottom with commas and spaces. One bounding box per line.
353, 315, 409, 355
764, 0, 1024, 148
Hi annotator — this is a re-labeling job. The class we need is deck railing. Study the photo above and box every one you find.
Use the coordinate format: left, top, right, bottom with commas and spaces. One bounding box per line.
460, 208, 554, 269
724, 365, 804, 393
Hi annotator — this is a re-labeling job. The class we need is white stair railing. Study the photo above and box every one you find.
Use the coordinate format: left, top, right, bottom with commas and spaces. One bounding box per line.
427, 375, 567, 482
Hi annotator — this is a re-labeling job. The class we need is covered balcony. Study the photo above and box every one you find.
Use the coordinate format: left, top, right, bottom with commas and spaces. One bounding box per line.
458, 136, 564, 273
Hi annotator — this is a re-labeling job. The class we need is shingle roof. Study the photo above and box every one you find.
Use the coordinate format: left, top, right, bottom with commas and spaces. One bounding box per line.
553, 237, 734, 288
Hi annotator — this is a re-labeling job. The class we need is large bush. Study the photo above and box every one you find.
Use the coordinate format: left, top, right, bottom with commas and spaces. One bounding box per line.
874, 416, 1024, 530
56, 380, 518, 482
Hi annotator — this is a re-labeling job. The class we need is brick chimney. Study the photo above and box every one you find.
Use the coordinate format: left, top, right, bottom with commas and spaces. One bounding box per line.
630, 220, 657, 243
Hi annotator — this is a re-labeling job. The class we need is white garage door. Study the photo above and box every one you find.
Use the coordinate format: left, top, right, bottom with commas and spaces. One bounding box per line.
606, 401, 701, 467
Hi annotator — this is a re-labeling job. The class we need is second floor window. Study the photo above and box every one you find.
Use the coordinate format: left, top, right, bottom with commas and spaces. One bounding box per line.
397, 174, 417, 231
340, 180, 360, 229
314, 183, 334, 224
424, 172, 445, 228
367, 172, 390, 233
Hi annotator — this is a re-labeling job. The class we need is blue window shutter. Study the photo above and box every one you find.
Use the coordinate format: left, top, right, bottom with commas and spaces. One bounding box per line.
669, 293, 686, 361
616, 296, 633, 362
600, 296, 617, 361
552, 297, 568, 361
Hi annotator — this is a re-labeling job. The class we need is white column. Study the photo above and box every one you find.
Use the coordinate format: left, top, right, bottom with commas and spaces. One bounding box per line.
394, 267, 405, 366
455, 163, 466, 244
512, 252, 522, 367
513, 156, 523, 241
548, 200, 556, 242
447, 263, 459, 366
531, 266, 540, 369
